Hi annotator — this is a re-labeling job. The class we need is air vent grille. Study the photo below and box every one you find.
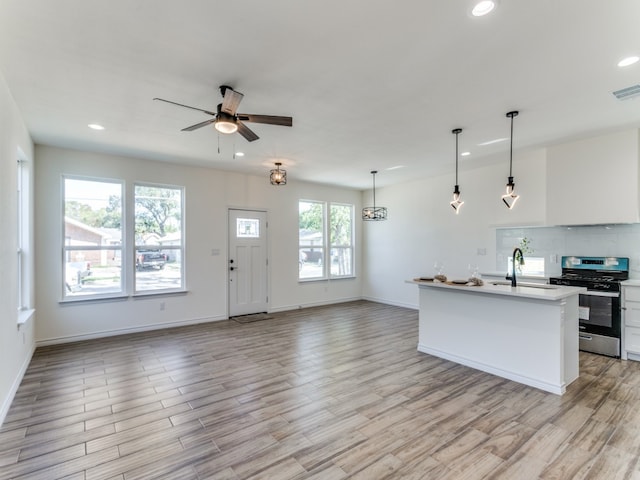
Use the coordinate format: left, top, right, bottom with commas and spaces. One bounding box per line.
612, 84, 640, 100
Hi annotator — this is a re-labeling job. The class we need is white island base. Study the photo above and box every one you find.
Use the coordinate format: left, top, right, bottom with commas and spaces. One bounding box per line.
416, 282, 581, 395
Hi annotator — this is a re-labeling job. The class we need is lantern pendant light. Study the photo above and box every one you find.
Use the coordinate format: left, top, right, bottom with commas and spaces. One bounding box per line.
450, 128, 464, 214
501, 110, 520, 209
270, 162, 287, 185
362, 170, 388, 221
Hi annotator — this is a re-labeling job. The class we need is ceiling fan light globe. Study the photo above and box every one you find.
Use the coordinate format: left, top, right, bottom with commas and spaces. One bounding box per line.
214, 119, 238, 134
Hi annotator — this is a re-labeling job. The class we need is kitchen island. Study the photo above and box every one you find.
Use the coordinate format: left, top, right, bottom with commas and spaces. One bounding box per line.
411, 280, 585, 395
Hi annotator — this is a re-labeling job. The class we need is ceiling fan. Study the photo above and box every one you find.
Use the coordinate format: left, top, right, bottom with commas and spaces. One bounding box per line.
153, 85, 293, 142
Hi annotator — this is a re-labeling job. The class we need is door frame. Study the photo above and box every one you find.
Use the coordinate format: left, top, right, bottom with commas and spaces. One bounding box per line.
227, 207, 270, 317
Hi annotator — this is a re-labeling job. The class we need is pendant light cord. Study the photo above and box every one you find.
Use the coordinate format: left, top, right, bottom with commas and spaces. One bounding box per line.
451, 128, 462, 186
371, 171, 377, 208
509, 114, 514, 177
455, 131, 459, 184
506, 111, 518, 178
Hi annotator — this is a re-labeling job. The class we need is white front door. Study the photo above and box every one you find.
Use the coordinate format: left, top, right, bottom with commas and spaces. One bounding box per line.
228, 209, 269, 317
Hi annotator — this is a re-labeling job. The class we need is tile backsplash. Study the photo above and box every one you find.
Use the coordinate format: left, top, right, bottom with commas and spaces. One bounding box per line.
496, 224, 640, 278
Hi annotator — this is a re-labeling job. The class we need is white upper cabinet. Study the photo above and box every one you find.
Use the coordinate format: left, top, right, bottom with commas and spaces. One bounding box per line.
546, 129, 640, 226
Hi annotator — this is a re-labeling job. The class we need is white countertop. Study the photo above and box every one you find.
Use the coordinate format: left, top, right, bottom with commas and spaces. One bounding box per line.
622, 280, 640, 287
408, 279, 585, 301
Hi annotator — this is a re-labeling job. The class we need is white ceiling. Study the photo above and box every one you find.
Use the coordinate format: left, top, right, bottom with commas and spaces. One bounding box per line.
1, 0, 639, 189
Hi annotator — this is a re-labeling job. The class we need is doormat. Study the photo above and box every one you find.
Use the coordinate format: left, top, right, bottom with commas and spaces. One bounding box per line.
231, 313, 273, 324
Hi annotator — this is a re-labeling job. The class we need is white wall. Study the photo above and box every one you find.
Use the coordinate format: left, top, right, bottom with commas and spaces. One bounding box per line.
362, 148, 547, 308
34, 146, 362, 344
0, 72, 35, 426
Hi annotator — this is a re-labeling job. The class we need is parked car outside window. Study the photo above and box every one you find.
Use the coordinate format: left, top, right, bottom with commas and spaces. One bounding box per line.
136, 250, 167, 270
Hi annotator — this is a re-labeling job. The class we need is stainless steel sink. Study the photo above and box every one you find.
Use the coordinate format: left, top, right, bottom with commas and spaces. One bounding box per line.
489, 281, 558, 290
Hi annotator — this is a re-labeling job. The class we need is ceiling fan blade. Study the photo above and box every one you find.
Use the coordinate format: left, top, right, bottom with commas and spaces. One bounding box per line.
181, 119, 216, 131
153, 98, 217, 117
221, 88, 244, 116
236, 114, 293, 127
237, 121, 259, 142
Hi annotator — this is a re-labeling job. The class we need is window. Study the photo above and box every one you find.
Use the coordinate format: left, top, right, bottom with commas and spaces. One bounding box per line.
17, 157, 30, 317
299, 200, 354, 280
134, 184, 184, 293
63, 177, 123, 299
330, 203, 353, 277
508, 256, 546, 277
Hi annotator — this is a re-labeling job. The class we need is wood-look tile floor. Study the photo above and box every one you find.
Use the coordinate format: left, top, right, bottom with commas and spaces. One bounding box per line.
2, 300, 640, 480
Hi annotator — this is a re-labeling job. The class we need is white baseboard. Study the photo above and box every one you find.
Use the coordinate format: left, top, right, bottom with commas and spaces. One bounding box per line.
361, 295, 417, 310
36, 314, 227, 347
0, 343, 36, 428
269, 296, 363, 313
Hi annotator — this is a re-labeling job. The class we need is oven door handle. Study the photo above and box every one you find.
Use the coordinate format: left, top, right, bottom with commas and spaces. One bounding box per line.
581, 291, 620, 298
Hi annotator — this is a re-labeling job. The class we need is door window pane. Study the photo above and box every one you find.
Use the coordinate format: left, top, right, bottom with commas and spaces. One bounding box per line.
236, 218, 260, 238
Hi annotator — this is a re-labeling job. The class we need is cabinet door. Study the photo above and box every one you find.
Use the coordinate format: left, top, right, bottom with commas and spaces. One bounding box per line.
626, 303, 640, 328
625, 327, 640, 354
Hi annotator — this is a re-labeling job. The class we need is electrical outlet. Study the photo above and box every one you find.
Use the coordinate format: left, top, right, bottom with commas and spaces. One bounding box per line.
160, 302, 165, 311
477, 248, 487, 256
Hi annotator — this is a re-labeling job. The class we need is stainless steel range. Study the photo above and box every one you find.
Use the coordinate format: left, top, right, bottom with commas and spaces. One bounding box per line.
549, 256, 629, 358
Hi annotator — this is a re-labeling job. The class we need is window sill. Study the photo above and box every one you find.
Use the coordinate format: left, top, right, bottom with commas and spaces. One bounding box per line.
133, 289, 188, 299
17, 308, 35, 330
298, 276, 356, 283
60, 294, 129, 305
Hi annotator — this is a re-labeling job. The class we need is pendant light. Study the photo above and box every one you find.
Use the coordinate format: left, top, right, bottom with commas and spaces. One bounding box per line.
501, 110, 520, 209
270, 162, 287, 185
450, 128, 464, 214
362, 170, 387, 221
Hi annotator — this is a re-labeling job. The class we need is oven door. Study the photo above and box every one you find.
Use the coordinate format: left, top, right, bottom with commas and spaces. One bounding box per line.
578, 290, 621, 337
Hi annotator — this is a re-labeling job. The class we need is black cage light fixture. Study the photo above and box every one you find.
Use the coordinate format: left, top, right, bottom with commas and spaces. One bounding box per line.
501, 110, 520, 209
270, 162, 287, 185
450, 128, 464, 214
362, 170, 387, 221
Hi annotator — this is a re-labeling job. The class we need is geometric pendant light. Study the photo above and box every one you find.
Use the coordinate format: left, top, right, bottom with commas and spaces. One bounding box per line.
501, 110, 520, 209
450, 128, 464, 214
362, 170, 388, 221
270, 162, 287, 185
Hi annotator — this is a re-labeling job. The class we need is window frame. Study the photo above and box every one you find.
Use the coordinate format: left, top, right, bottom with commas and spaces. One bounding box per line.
133, 182, 185, 295
16, 155, 35, 325
62, 175, 125, 302
298, 199, 355, 281
329, 202, 354, 278
61, 176, 188, 302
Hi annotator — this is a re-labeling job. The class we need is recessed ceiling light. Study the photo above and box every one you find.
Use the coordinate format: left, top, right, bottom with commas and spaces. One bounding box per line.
471, 1, 496, 17
618, 56, 639, 67
88, 124, 105, 130
235, 152, 245, 157
461, 151, 471, 156
478, 137, 508, 146
386, 165, 405, 171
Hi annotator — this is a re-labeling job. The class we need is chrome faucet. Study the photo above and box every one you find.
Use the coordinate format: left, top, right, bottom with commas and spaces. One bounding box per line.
507, 247, 525, 287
